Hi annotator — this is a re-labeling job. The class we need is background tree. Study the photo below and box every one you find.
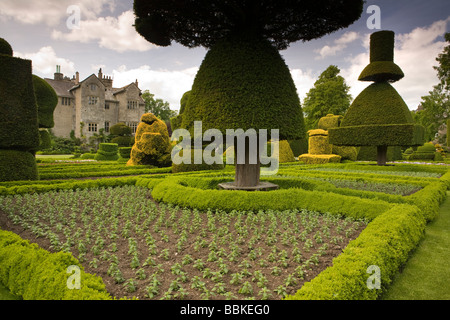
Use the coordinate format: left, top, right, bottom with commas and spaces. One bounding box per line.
142, 90, 177, 122
134, 0, 364, 189
303, 65, 352, 131
413, 33, 450, 145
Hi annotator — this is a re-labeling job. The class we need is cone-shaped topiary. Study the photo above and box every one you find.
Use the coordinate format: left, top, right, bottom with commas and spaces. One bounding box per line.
329, 30, 424, 165
181, 33, 305, 140
127, 113, 172, 167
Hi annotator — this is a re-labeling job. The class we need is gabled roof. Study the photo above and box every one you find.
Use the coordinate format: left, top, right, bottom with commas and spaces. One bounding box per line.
44, 78, 75, 98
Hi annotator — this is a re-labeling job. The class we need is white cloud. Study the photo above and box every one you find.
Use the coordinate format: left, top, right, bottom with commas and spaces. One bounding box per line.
315, 31, 360, 59
51, 10, 154, 53
15, 46, 75, 77
289, 68, 318, 103
112, 65, 198, 111
342, 17, 450, 110
0, 0, 114, 26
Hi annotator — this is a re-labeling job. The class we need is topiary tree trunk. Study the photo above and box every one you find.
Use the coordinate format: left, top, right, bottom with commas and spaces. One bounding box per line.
233, 139, 261, 188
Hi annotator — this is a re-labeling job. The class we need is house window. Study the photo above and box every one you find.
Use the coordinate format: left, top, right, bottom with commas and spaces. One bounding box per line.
127, 122, 138, 134
127, 100, 138, 110
90, 84, 97, 91
105, 102, 110, 110
88, 96, 98, 105
62, 97, 71, 105
104, 121, 110, 133
88, 123, 98, 132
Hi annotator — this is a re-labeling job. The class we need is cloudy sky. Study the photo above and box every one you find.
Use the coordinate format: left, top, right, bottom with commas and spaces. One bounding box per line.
1, 0, 449, 112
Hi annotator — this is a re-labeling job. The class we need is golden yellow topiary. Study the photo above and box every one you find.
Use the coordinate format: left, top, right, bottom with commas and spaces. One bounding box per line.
273, 140, 296, 163
298, 154, 341, 164
308, 130, 332, 155
127, 113, 172, 167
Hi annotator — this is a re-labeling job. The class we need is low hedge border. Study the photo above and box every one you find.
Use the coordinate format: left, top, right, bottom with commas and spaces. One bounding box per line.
284, 204, 426, 300
146, 176, 393, 220
0, 229, 112, 300
0, 177, 139, 196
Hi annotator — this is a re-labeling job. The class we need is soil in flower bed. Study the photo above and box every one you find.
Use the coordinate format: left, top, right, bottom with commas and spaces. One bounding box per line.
0, 186, 367, 300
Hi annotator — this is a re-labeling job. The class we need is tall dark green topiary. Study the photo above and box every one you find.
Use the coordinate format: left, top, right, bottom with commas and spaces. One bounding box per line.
32, 74, 58, 151
329, 31, 424, 165
32, 75, 58, 129
134, 0, 364, 189
0, 38, 39, 181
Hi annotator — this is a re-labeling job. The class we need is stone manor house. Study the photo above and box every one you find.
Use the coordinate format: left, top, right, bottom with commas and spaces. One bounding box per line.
45, 66, 145, 140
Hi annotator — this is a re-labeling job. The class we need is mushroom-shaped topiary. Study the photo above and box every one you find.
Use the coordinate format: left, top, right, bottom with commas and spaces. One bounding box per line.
134, 0, 364, 190
328, 31, 425, 165
127, 113, 172, 167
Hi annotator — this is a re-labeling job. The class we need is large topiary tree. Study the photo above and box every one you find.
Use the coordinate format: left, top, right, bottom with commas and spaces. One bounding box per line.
329, 31, 425, 165
0, 38, 40, 181
134, 0, 364, 189
32, 75, 58, 151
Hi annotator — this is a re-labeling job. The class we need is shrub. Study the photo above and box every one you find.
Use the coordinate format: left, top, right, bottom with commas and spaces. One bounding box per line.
81, 153, 96, 159
111, 136, 133, 148
0, 150, 38, 181
127, 113, 172, 167
0, 229, 111, 300
332, 145, 358, 161
38, 129, 52, 150
95, 143, 119, 161
0, 41, 40, 150
288, 138, 308, 157
318, 114, 343, 130
308, 130, 332, 155
32, 75, 57, 129
119, 147, 132, 159
110, 123, 132, 136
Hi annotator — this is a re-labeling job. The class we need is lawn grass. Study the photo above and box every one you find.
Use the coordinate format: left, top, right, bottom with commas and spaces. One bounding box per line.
381, 191, 450, 300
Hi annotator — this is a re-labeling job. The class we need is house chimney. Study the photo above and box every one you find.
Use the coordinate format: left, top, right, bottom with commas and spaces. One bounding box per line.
135, 79, 139, 88
54, 65, 63, 81
98, 68, 103, 79
75, 71, 79, 84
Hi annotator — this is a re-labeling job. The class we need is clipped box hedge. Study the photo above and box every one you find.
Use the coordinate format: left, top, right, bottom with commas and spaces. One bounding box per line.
329, 123, 425, 147
95, 143, 119, 161
285, 204, 425, 300
0, 229, 111, 300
